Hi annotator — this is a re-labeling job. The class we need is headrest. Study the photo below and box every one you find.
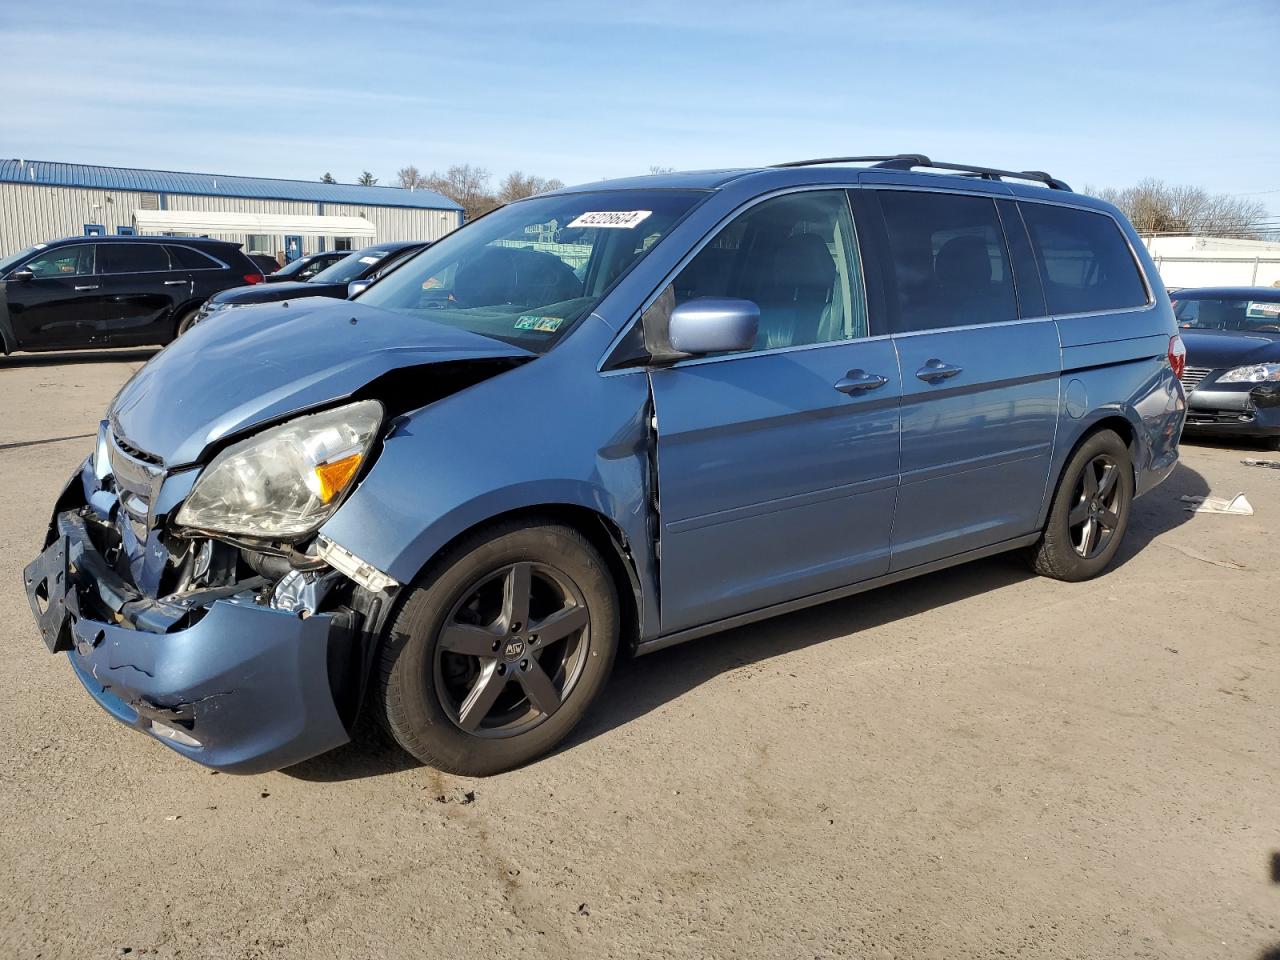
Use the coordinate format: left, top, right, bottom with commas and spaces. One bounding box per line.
771, 232, 835, 289
935, 235, 992, 287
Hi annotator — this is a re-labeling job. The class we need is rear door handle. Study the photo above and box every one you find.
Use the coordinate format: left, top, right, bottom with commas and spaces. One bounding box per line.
834, 370, 890, 395
74, 284, 99, 291
163, 279, 188, 286
915, 359, 963, 383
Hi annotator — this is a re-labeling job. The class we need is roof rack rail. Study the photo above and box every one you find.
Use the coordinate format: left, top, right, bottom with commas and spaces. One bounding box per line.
769, 153, 1072, 191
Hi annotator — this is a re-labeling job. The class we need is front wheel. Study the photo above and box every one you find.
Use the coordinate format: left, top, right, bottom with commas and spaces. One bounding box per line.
1030, 429, 1134, 581
376, 520, 619, 775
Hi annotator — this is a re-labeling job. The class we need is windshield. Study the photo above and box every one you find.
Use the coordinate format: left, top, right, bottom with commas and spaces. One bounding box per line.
356, 189, 706, 353
311, 247, 396, 284
0, 245, 39, 277
273, 255, 319, 279
1174, 296, 1280, 333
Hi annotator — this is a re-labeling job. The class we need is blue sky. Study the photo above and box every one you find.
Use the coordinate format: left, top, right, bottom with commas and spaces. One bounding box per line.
2, 0, 1275, 211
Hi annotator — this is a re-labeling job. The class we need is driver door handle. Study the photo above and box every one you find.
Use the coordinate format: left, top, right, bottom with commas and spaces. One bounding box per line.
163, 279, 187, 286
834, 370, 890, 395
74, 284, 99, 291
915, 359, 963, 383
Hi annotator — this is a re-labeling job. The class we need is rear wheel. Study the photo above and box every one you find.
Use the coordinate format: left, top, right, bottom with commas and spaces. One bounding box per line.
174, 307, 200, 338
376, 520, 619, 775
1030, 430, 1133, 581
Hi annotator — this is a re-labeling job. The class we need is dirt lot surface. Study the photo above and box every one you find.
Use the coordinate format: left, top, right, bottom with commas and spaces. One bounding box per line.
0, 351, 1275, 960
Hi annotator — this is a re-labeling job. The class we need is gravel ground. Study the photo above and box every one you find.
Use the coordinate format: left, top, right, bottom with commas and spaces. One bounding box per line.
0, 351, 1276, 960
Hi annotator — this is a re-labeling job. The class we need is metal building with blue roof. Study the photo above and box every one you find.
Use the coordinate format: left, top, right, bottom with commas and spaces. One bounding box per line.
0, 158, 464, 260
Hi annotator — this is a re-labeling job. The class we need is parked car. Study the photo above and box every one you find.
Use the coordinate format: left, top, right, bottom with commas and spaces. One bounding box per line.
0, 236, 264, 351
189, 241, 429, 327
1173, 286, 1280, 448
266, 250, 348, 283
23, 155, 1184, 777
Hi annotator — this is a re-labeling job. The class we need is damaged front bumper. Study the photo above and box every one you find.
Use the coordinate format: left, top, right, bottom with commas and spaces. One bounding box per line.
23, 479, 354, 774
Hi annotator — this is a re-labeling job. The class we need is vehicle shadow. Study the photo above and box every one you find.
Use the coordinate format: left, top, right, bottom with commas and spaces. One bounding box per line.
0, 348, 157, 368
288, 460, 1209, 783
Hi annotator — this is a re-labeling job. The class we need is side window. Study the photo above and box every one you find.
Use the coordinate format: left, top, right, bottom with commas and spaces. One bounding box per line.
25, 245, 95, 278
167, 245, 221, 270
877, 191, 1017, 332
672, 190, 867, 351
100, 244, 172, 274
1019, 203, 1149, 315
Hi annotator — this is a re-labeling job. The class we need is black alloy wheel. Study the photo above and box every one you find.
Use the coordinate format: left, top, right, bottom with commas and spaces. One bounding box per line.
376, 521, 619, 776
435, 561, 591, 737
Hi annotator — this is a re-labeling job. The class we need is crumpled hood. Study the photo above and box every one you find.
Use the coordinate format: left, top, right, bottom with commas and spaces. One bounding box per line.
1182, 330, 1280, 370
109, 298, 532, 467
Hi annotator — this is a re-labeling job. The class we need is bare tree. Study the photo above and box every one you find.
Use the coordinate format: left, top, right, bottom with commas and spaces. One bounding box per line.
357, 171, 378, 186
396, 165, 422, 190
1090, 178, 1266, 238
421, 164, 496, 221
320, 172, 336, 184
496, 171, 565, 204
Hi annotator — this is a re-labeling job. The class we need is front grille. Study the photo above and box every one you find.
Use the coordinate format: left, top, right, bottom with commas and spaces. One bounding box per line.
108, 432, 165, 525
113, 432, 163, 466
1180, 366, 1214, 394
1186, 408, 1255, 425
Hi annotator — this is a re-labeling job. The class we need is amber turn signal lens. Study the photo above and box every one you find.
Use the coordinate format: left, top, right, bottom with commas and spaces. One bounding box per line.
314, 452, 363, 503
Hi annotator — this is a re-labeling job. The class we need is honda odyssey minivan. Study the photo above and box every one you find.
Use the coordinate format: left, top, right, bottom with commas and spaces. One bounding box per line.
24, 155, 1186, 775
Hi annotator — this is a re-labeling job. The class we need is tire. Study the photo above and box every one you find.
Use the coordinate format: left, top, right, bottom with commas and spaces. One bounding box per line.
375, 520, 619, 776
1030, 429, 1134, 582
174, 308, 200, 338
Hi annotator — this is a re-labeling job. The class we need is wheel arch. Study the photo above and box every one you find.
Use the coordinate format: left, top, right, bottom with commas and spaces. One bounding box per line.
391, 502, 644, 655
1038, 412, 1137, 529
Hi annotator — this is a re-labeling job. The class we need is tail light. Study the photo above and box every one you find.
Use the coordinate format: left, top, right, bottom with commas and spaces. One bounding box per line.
243, 273, 264, 285
1168, 335, 1186, 380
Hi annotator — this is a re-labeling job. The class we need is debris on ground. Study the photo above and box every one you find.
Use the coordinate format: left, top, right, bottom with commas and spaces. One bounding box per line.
1242, 459, 1280, 470
1180, 493, 1254, 515
433, 788, 476, 805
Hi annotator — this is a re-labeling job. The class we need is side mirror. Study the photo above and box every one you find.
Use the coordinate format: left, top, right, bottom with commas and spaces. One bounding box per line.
8, 268, 33, 283
667, 298, 759, 356
347, 279, 372, 298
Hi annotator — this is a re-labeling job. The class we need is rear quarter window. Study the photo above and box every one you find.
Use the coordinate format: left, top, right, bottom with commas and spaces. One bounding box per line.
167, 245, 222, 269
1020, 203, 1148, 315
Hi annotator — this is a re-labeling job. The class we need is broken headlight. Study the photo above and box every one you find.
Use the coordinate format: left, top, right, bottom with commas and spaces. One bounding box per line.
175, 400, 383, 540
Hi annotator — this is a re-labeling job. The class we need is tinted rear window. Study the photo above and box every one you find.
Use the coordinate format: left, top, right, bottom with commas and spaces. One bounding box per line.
100, 244, 172, 274
1020, 203, 1148, 315
167, 245, 222, 269
877, 190, 1017, 332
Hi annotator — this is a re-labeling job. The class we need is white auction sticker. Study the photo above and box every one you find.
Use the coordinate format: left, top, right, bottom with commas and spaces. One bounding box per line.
566, 210, 652, 229
358, 255, 381, 265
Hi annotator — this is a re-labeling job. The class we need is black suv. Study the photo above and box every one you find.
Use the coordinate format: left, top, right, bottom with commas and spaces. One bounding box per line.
0, 236, 264, 352
190, 240, 429, 328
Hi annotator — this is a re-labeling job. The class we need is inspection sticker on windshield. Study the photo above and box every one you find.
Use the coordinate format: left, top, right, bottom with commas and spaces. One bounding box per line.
358, 255, 381, 265
515, 315, 563, 333
566, 210, 652, 230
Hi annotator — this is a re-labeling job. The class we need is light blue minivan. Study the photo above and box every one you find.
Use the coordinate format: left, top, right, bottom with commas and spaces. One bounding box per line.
24, 155, 1186, 775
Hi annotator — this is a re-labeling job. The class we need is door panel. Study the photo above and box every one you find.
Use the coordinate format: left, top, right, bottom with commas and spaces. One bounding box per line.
652, 339, 901, 633
4, 244, 105, 349
891, 320, 1060, 569
98, 244, 183, 343
864, 188, 1062, 570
